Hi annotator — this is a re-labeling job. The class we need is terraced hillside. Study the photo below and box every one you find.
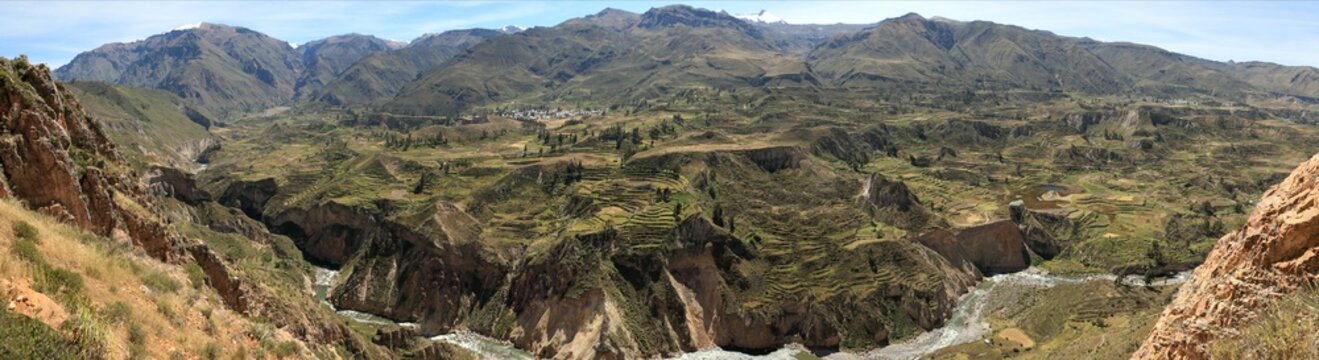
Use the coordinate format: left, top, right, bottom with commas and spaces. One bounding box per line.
13, 4, 1319, 359
192, 63, 1319, 357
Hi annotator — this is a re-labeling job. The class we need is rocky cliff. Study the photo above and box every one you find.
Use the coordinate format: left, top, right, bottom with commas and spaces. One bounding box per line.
1, 56, 386, 357
1135, 154, 1319, 359
0, 56, 181, 259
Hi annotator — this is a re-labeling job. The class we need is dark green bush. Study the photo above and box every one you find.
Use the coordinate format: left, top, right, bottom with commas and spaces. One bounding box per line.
184, 262, 207, 289
11, 220, 38, 242
0, 306, 80, 359
9, 238, 42, 265
128, 322, 147, 359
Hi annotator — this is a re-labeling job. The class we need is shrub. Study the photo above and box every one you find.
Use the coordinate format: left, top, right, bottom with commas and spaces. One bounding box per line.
184, 262, 207, 289
42, 267, 85, 300
0, 305, 81, 358
142, 270, 181, 294
11, 238, 86, 305
201, 341, 221, 360
12, 220, 38, 242
272, 341, 300, 358
157, 302, 180, 326
127, 322, 146, 359
10, 238, 43, 265
60, 306, 107, 359
102, 301, 132, 324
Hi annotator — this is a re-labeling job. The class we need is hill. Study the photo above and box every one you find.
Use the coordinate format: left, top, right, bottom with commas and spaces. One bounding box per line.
64, 81, 217, 169
310, 29, 504, 107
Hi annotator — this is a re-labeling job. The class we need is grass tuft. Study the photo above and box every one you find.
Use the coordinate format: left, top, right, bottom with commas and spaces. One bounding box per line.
1210, 288, 1319, 359
142, 270, 182, 294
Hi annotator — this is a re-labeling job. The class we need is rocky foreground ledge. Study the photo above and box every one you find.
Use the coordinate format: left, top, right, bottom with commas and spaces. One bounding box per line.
1135, 154, 1319, 359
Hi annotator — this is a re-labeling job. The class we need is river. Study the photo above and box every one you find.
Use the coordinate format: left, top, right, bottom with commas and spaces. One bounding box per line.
310, 265, 536, 359
310, 265, 1190, 360
666, 267, 1192, 360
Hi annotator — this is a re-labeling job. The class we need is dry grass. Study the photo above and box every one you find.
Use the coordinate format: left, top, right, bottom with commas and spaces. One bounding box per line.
0, 198, 303, 359
1209, 288, 1319, 359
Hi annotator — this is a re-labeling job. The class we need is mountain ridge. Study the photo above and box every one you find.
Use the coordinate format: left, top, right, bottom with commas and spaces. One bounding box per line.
51, 6, 1319, 118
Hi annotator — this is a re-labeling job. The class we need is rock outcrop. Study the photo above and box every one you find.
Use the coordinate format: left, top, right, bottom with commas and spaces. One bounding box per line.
0, 56, 181, 260
217, 177, 278, 220
148, 166, 212, 205
917, 220, 1031, 276
1010, 201, 1075, 259
865, 173, 939, 231
330, 201, 506, 334
955, 220, 1031, 274
1135, 154, 1319, 359
269, 201, 376, 267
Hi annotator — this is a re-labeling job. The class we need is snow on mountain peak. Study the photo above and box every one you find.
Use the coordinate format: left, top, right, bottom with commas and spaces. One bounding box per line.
172, 22, 205, 31
734, 10, 786, 24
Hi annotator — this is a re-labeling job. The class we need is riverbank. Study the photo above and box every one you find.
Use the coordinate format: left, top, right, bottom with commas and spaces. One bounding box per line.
308, 263, 1186, 359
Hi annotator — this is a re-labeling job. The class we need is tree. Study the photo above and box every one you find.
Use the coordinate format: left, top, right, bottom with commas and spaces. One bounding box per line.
673, 202, 684, 222
413, 172, 434, 194
1198, 200, 1216, 217
712, 204, 725, 227
1143, 240, 1168, 287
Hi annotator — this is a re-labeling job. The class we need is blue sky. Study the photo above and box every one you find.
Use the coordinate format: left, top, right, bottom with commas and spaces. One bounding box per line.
3, 1, 1316, 68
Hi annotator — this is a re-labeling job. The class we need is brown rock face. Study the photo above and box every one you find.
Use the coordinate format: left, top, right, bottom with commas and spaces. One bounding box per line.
0, 56, 182, 260
1134, 154, 1319, 359
269, 201, 375, 267
1, 57, 384, 357
915, 229, 983, 279
955, 220, 1030, 275
330, 201, 505, 334
217, 177, 278, 220
916, 220, 1029, 276
148, 166, 212, 205
1010, 203, 1072, 259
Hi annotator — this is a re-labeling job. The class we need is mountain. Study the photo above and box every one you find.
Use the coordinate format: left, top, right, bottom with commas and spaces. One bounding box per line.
382, 5, 810, 115
55, 23, 304, 116
806, 13, 1316, 98
755, 22, 871, 56
380, 9, 1319, 115
55, 24, 399, 115
309, 29, 504, 106
808, 14, 1129, 93
53, 9, 1319, 118
1136, 154, 1319, 358
1212, 61, 1319, 98
294, 34, 406, 99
